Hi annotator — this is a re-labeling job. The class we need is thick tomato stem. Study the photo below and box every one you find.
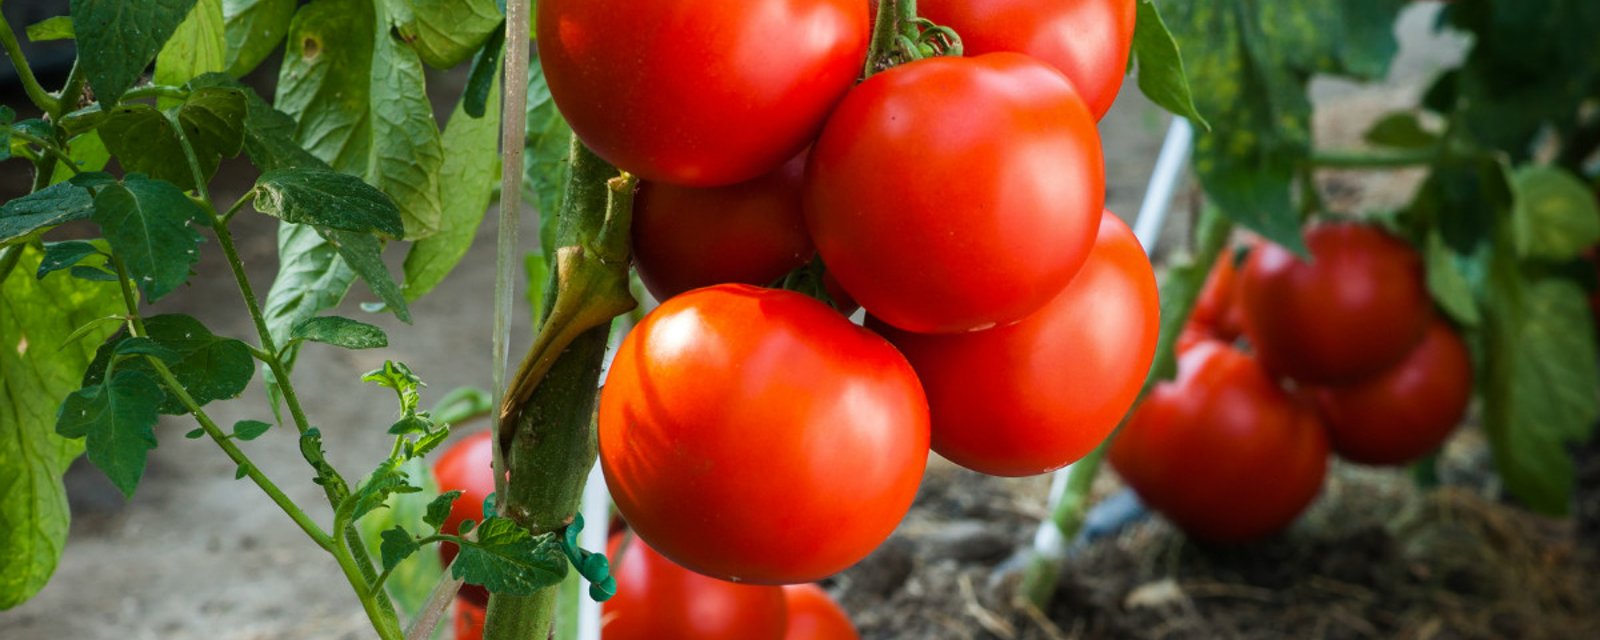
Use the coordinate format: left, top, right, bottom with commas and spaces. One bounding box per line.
864, 0, 922, 78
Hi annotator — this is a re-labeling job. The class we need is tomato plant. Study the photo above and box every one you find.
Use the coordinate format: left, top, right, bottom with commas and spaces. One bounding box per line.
1189, 249, 1245, 343
1110, 340, 1330, 543
603, 534, 789, 640
1310, 321, 1474, 466
598, 285, 929, 584
536, 0, 870, 187
917, 0, 1136, 120
631, 154, 812, 301
872, 211, 1158, 476
781, 583, 860, 640
804, 52, 1105, 333
433, 430, 497, 605
1238, 223, 1431, 384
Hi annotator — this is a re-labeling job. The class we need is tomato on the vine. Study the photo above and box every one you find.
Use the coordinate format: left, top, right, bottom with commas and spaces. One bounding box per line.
453, 597, 486, 640
432, 430, 497, 606
918, 0, 1136, 120
632, 154, 813, 301
805, 52, 1105, 334
1238, 223, 1430, 384
871, 211, 1157, 476
1110, 340, 1330, 543
603, 534, 789, 640
1310, 321, 1473, 466
1189, 249, 1245, 343
599, 285, 929, 584
781, 583, 859, 640
537, 0, 869, 187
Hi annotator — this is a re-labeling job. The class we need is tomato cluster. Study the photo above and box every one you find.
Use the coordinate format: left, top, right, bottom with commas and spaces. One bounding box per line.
533, 0, 1152, 588
1112, 223, 1474, 543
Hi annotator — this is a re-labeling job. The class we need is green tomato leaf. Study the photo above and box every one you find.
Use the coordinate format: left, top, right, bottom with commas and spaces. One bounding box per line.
425, 490, 463, 531
403, 73, 501, 301
154, 0, 227, 105
111, 337, 182, 363
49, 133, 112, 186
430, 387, 492, 426
348, 459, 421, 523
1132, 0, 1206, 127
463, 28, 505, 119
453, 517, 568, 597
55, 370, 164, 498
391, 0, 504, 69
253, 168, 405, 239
184, 74, 328, 172
1364, 112, 1438, 149
1424, 231, 1482, 327
1510, 165, 1600, 261
70, 266, 119, 282
89, 174, 206, 302
523, 55, 572, 260
1, 106, 12, 162
82, 314, 254, 415
98, 88, 246, 191
379, 526, 421, 573
35, 241, 105, 279
232, 419, 272, 441
525, 252, 549, 321
223, 0, 296, 77
25, 16, 76, 42
0, 180, 98, 248
361, 360, 423, 415
276, 0, 445, 239
299, 428, 348, 499
260, 223, 358, 416
0, 245, 124, 609
326, 229, 412, 324
184, 427, 205, 439
70, 0, 198, 103
290, 315, 389, 350
357, 458, 443, 616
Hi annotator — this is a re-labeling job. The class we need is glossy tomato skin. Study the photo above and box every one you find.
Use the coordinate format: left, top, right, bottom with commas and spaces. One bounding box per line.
872, 212, 1158, 476
432, 430, 497, 606
537, 0, 868, 187
781, 584, 859, 640
633, 154, 813, 301
453, 597, 485, 640
805, 52, 1105, 334
1110, 341, 1330, 543
599, 285, 929, 584
1238, 223, 1430, 384
1190, 249, 1245, 343
1311, 321, 1473, 466
604, 534, 788, 640
918, 0, 1136, 120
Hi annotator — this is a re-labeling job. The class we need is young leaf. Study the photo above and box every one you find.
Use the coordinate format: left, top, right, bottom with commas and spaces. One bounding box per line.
409, 427, 451, 459
299, 428, 348, 499
1424, 232, 1482, 326
1, 245, 124, 609
155, 0, 227, 104
223, 0, 296, 77
290, 315, 388, 350
89, 175, 206, 302
1365, 112, 1438, 149
275, 0, 445, 239
425, 491, 464, 531
392, 0, 504, 69
55, 370, 164, 497
362, 360, 423, 415
325, 229, 412, 323
70, 266, 119, 282
83, 314, 254, 415
232, 419, 272, 441
524, 56, 573, 259
70, 0, 199, 103
453, 518, 569, 597
0, 180, 98, 247
35, 241, 105, 279
1131, 0, 1207, 127
234, 464, 249, 479
463, 28, 505, 119
355, 457, 443, 617
184, 428, 205, 439
379, 526, 422, 572
252, 168, 406, 239
1510, 165, 1600, 261
25, 16, 76, 42
430, 387, 492, 426
348, 460, 421, 522
403, 72, 501, 301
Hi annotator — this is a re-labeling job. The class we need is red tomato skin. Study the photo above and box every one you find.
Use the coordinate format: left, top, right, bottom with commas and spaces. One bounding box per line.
633, 154, 813, 301
1238, 223, 1430, 384
781, 584, 859, 640
1190, 249, 1245, 343
453, 598, 486, 640
1311, 322, 1473, 466
805, 52, 1105, 334
432, 430, 497, 606
599, 285, 930, 584
537, 0, 868, 187
872, 212, 1158, 476
604, 534, 788, 640
918, 0, 1136, 120
1110, 341, 1330, 543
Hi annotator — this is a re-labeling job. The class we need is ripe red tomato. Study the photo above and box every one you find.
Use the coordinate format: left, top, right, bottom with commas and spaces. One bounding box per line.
537, 0, 868, 187
1310, 321, 1472, 465
599, 285, 929, 583
632, 154, 813, 301
453, 597, 485, 640
918, 0, 1136, 120
1109, 340, 1330, 543
805, 52, 1105, 334
1238, 223, 1430, 384
781, 584, 859, 640
432, 430, 497, 606
604, 534, 788, 640
871, 212, 1157, 476
1189, 249, 1245, 343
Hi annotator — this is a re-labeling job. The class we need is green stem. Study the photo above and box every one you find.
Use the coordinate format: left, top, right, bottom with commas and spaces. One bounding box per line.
329, 530, 407, 640
54, 59, 85, 120
0, 11, 59, 114
864, 0, 919, 78
11, 131, 83, 175
121, 84, 189, 102
1019, 206, 1235, 608
1309, 147, 1438, 169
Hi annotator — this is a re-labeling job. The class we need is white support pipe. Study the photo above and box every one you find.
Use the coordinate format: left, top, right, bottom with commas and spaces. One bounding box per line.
1029, 116, 1194, 562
